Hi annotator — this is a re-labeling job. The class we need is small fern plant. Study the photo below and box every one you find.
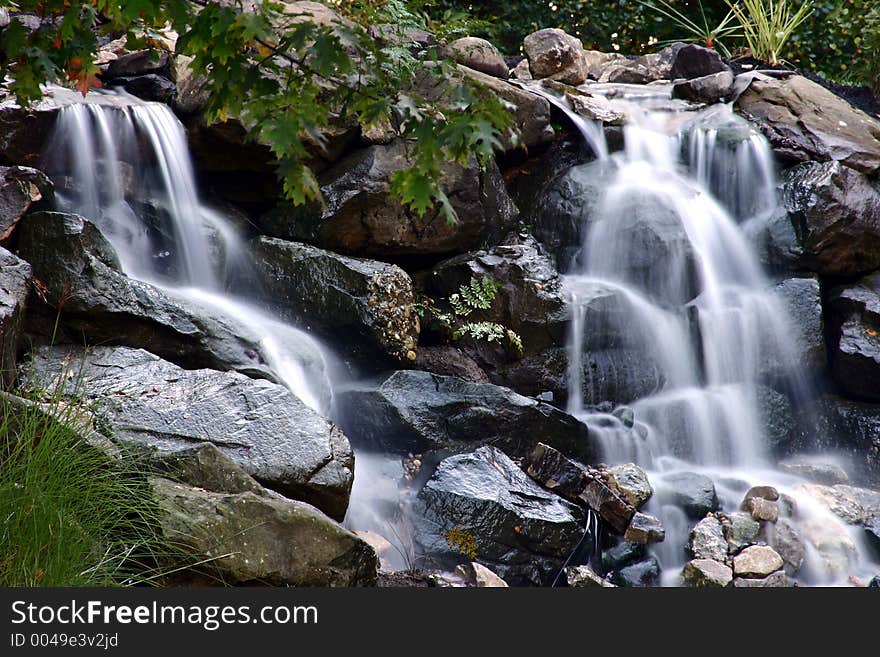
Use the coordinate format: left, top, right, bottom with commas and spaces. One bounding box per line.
418, 276, 524, 354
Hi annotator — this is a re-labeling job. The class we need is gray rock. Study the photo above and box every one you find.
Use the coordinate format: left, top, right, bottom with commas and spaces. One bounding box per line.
410, 345, 489, 383
336, 371, 598, 463
152, 478, 376, 586
732, 545, 785, 578
613, 555, 661, 587
565, 565, 615, 587
258, 140, 518, 258
682, 559, 733, 587
744, 497, 779, 523
624, 512, 665, 544
794, 483, 880, 525
104, 50, 170, 80
16, 212, 306, 384
765, 517, 806, 576
689, 516, 728, 562
735, 74, 880, 175
778, 458, 850, 486
742, 485, 780, 502
828, 272, 880, 401
107, 74, 176, 103
0, 96, 60, 167
250, 237, 418, 364
801, 520, 859, 577
757, 385, 796, 452
415, 446, 585, 586
0, 165, 52, 241
667, 43, 729, 80
454, 562, 509, 587
21, 346, 353, 520
171, 55, 210, 115
723, 511, 761, 552
733, 571, 790, 587
864, 517, 880, 559
582, 50, 627, 81
607, 463, 653, 509
773, 276, 825, 371
601, 541, 646, 571
523, 28, 587, 85
656, 471, 719, 519
446, 37, 508, 78
0, 247, 31, 389
150, 442, 265, 496
783, 161, 880, 278
672, 69, 735, 104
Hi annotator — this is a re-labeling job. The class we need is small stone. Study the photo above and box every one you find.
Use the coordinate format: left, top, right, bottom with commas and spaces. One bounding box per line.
682, 559, 733, 588
624, 512, 665, 544
613, 555, 661, 588
733, 571, 790, 588
565, 565, 615, 588
724, 512, 761, 552
607, 463, 653, 509
745, 497, 779, 523
742, 485, 780, 503
733, 545, 785, 578
601, 541, 646, 572
689, 515, 728, 562
454, 562, 508, 587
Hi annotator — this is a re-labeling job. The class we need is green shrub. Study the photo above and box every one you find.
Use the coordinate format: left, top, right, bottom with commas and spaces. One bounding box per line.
726, 0, 814, 66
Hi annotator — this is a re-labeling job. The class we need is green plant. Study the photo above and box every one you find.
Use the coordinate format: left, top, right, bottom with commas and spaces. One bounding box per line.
0, 391, 170, 586
639, 0, 741, 56
417, 276, 523, 354
859, 5, 880, 93
726, 0, 814, 65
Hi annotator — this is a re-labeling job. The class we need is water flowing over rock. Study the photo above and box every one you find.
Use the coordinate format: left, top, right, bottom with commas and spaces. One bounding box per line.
258, 140, 518, 259
250, 237, 419, 364
0, 247, 31, 389
153, 478, 376, 586
336, 370, 597, 463
735, 74, 880, 174
773, 276, 825, 372
414, 446, 586, 586
446, 37, 508, 79
21, 346, 354, 520
782, 161, 880, 278
523, 28, 588, 85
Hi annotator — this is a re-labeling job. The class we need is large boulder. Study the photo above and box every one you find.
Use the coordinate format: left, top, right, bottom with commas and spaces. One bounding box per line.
21, 346, 354, 520
257, 140, 518, 259
827, 273, 880, 401
335, 370, 598, 463
15, 212, 323, 385
523, 29, 588, 85
735, 74, 880, 174
0, 247, 31, 389
250, 237, 418, 364
0, 166, 52, 241
446, 38, 508, 78
782, 161, 880, 278
152, 478, 376, 586
655, 471, 719, 519
414, 445, 585, 585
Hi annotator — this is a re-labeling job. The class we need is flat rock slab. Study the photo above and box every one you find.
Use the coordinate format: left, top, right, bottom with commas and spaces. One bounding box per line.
20, 346, 354, 520
733, 545, 784, 578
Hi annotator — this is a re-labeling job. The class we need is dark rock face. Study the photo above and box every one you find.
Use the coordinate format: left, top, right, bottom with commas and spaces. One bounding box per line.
153, 478, 377, 586
21, 346, 354, 520
735, 74, 880, 174
414, 446, 585, 586
104, 50, 171, 80
773, 276, 825, 372
673, 70, 735, 104
107, 74, 176, 103
0, 247, 31, 389
410, 345, 489, 383
336, 370, 598, 463
257, 140, 518, 259
15, 212, 299, 383
667, 43, 729, 80
250, 237, 419, 364
0, 100, 58, 167
601, 541, 646, 572
828, 273, 880, 402
612, 554, 661, 587
0, 165, 52, 241
656, 472, 719, 519
782, 161, 880, 278
757, 385, 796, 453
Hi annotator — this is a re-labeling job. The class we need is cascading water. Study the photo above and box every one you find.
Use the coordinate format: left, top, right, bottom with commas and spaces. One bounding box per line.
43, 86, 333, 413
544, 83, 880, 585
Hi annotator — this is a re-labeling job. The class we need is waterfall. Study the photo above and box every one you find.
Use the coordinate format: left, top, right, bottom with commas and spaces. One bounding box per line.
542, 83, 879, 585
45, 88, 333, 413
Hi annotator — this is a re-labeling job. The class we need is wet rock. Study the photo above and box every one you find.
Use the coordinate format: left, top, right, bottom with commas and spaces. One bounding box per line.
607, 463, 653, 509
415, 446, 585, 586
259, 140, 517, 259
828, 272, 880, 401
0, 97, 60, 167
757, 385, 796, 452
152, 478, 376, 586
733, 571, 790, 587
624, 512, 665, 544
795, 483, 880, 525
802, 519, 859, 578
744, 485, 780, 503
773, 276, 825, 371
104, 50, 170, 80
410, 345, 489, 383
454, 562, 509, 587
749, 205, 805, 273
150, 443, 264, 496
446, 37, 508, 78
732, 545, 784, 578
689, 515, 728, 562
782, 161, 880, 278
682, 559, 733, 588
354, 531, 394, 565
0, 166, 52, 241
672, 69, 735, 104
765, 517, 806, 576
250, 237, 418, 364
523, 28, 587, 85
21, 346, 354, 520
656, 472, 719, 519
564, 90, 627, 126
16, 212, 302, 384
723, 512, 761, 553
612, 554, 661, 588
744, 497, 779, 523
667, 43, 729, 80
107, 74, 176, 103
598, 62, 655, 85
864, 517, 880, 559
429, 234, 568, 357
778, 458, 850, 486
735, 74, 880, 175
582, 50, 627, 81
601, 541, 646, 572
565, 565, 615, 587
336, 371, 597, 463
0, 247, 31, 389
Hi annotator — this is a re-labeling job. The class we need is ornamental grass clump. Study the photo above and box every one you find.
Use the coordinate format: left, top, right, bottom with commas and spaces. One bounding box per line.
726, 0, 814, 65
